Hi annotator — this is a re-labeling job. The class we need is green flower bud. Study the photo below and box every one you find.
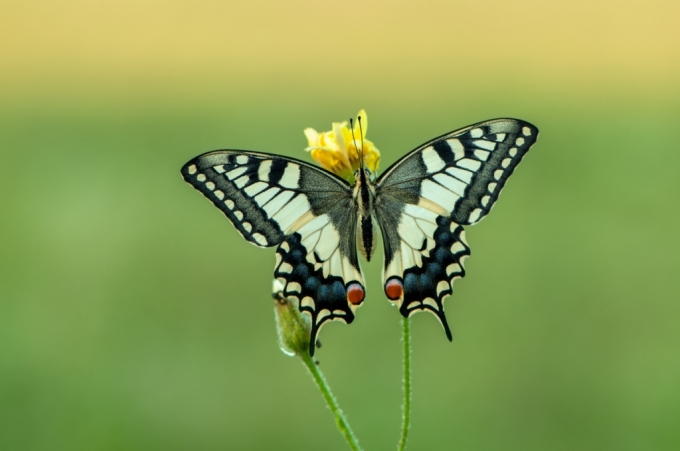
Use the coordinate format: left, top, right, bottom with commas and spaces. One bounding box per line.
273, 279, 311, 356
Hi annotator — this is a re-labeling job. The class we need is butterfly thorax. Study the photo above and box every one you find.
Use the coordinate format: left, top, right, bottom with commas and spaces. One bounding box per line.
353, 168, 378, 262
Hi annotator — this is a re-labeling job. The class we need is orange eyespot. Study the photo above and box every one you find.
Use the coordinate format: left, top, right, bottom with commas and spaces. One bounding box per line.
347, 283, 365, 305
385, 278, 403, 300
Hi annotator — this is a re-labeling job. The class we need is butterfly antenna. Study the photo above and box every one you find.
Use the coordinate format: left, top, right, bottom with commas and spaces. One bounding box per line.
357, 115, 365, 169
350, 117, 364, 170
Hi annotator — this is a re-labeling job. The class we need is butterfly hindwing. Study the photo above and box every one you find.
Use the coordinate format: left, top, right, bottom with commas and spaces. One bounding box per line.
375, 201, 470, 336
273, 211, 365, 355
375, 118, 537, 337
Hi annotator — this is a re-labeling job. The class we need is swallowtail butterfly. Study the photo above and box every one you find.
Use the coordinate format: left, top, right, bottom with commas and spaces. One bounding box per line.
182, 118, 538, 355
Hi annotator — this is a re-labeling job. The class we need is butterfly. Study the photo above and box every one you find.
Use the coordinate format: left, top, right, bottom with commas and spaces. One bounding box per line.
181, 117, 538, 355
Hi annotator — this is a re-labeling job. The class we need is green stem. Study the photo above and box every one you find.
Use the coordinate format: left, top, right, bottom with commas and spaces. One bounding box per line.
397, 317, 411, 451
301, 352, 362, 451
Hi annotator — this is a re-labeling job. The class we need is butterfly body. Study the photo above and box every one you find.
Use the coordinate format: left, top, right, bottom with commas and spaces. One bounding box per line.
182, 118, 538, 355
352, 168, 379, 261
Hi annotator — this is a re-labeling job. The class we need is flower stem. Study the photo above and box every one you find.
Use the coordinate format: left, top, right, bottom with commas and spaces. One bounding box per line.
397, 317, 411, 451
300, 352, 362, 451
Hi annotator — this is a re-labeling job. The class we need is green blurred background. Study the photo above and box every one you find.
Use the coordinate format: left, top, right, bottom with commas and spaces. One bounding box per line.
2, 0, 679, 449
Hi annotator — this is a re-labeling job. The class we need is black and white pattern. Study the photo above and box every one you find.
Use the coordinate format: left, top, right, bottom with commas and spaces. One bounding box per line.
375, 119, 537, 328
182, 118, 538, 355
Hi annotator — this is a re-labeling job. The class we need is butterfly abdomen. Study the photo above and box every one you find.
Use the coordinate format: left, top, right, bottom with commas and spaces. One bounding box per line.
357, 215, 378, 261
352, 169, 379, 262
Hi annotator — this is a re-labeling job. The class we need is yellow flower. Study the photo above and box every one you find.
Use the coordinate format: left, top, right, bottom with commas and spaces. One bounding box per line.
304, 109, 381, 183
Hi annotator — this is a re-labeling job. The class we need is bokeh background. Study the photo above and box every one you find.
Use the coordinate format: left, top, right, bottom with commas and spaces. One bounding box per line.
2, 0, 679, 450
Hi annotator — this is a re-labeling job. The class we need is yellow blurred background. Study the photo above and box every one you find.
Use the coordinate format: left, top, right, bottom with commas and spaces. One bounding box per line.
1, 1, 679, 450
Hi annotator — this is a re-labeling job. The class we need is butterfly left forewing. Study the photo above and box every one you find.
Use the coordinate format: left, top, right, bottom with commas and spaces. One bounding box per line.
181, 150, 351, 247
375, 118, 538, 337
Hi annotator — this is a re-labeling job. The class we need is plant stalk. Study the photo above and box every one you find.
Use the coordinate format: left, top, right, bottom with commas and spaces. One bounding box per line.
397, 317, 411, 451
301, 352, 362, 451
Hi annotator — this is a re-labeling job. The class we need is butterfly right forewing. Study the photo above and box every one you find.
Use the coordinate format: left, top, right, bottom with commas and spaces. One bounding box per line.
377, 119, 538, 225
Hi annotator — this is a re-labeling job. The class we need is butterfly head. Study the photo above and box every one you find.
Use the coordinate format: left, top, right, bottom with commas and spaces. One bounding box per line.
353, 167, 376, 184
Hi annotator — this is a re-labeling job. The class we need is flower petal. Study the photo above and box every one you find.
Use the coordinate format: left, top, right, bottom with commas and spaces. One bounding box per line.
331, 122, 351, 168
304, 128, 319, 148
